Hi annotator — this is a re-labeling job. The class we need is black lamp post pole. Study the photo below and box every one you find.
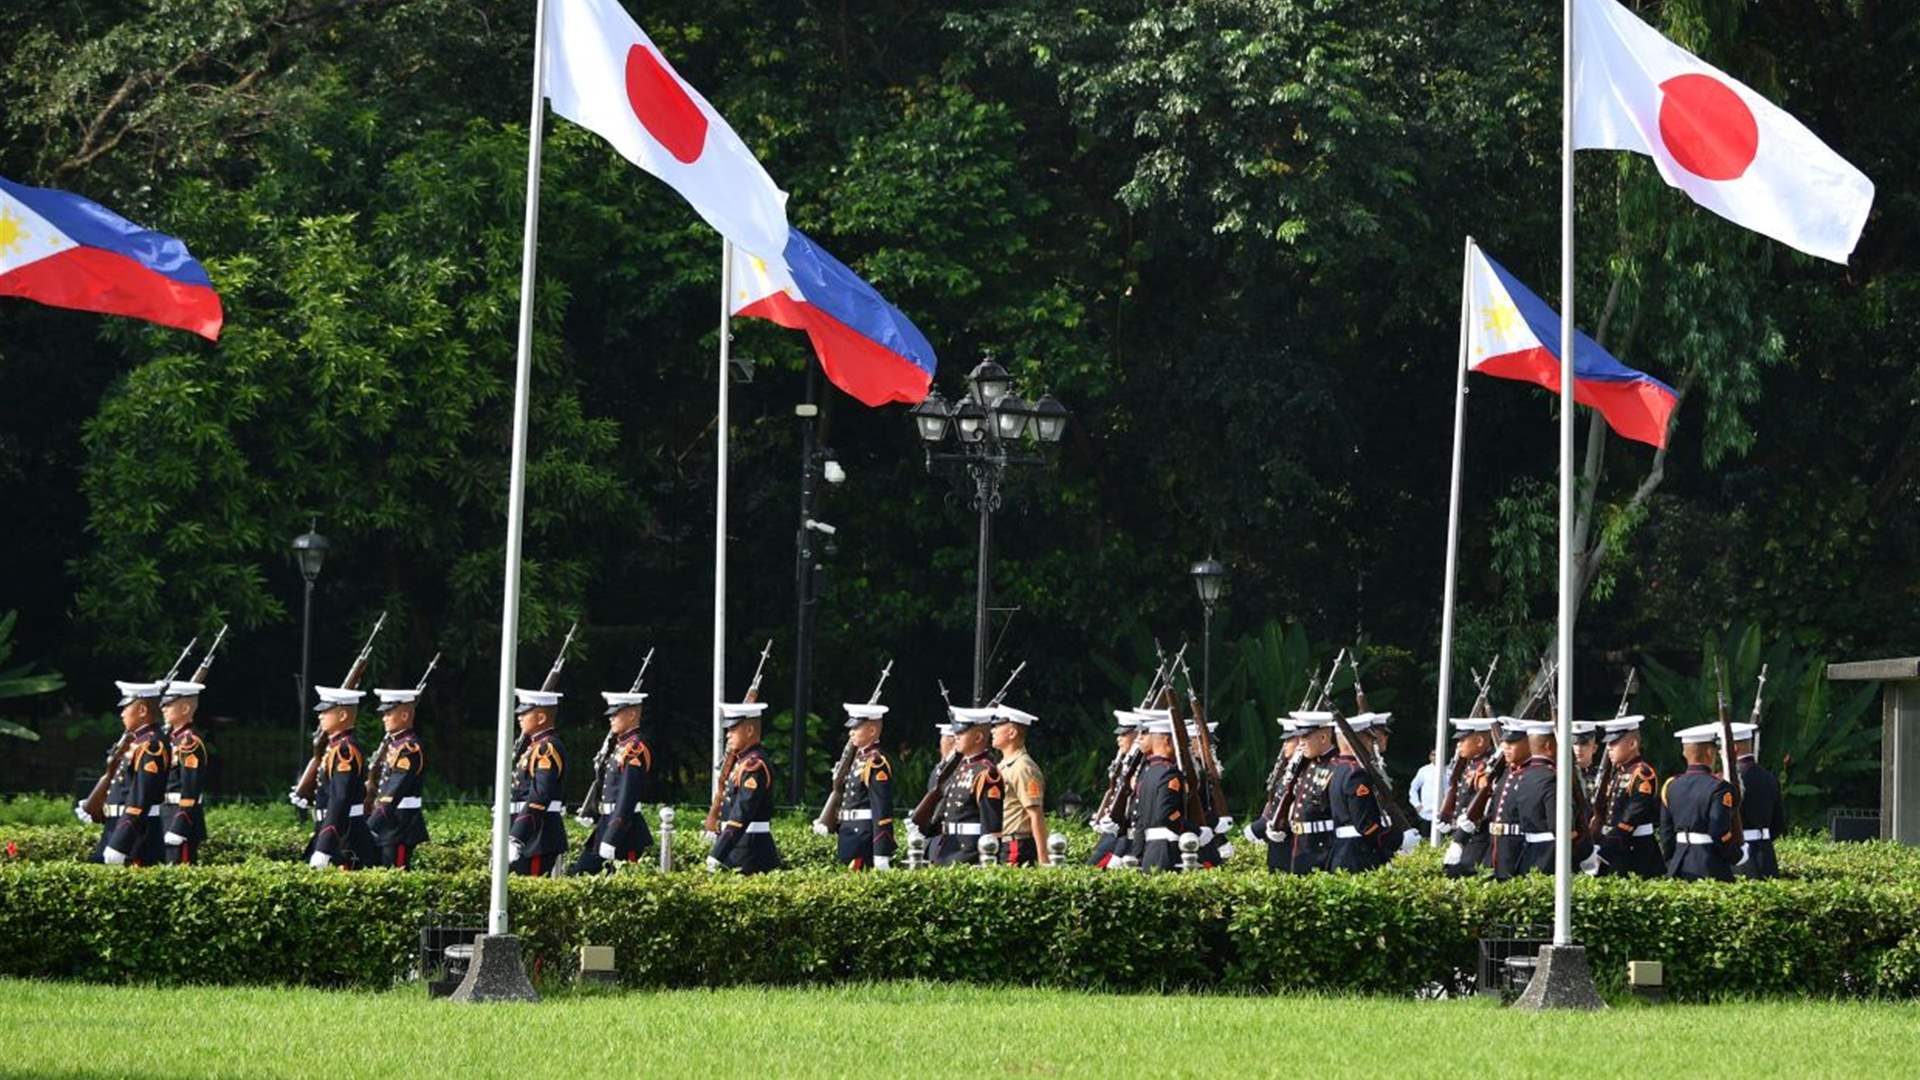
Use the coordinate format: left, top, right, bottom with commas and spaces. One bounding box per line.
299, 576, 315, 765
791, 370, 820, 803
1202, 601, 1214, 719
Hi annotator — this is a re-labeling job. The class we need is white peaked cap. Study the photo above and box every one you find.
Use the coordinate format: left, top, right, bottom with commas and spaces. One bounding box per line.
514, 689, 562, 713
116, 680, 167, 705
601, 691, 648, 715
1288, 710, 1334, 727
161, 681, 204, 703
947, 706, 998, 728
374, 688, 421, 710
1571, 721, 1599, 736
1451, 717, 1496, 733
1346, 712, 1387, 731
313, 686, 366, 712
1674, 722, 1721, 744
719, 701, 769, 719
844, 703, 889, 720
1513, 719, 1557, 737
994, 706, 1038, 726
1113, 710, 1141, 727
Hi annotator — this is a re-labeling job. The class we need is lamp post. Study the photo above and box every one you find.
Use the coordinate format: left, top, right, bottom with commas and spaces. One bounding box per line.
291, 520, 330, 764
909, 358, 1068, 705
1190, 557, 1227, 716
791, 367, 844, 803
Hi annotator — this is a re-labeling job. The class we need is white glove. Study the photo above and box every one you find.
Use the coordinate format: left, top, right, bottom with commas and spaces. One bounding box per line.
1243, 823, 1261, 844
599, 842, 616, 860
811, 820, 830, 837
1737, 842, 1751, 867
702, 830, 718, 844
1396, 828, 1421, 856
1217, 843, 1236, 861
1580, 849, 1603, 875
164, 831, 187, 847
1197, 827, 1215, 846
1443, 841, 1465, 866
1215, 817, 1234, 833
873, 856, 892, 871
1093, 818, 1119, 836
102, 847, 128, 866
574, 815, 595, 828
73, 803, 94, 825
307, 851, 332, 869
705, 856, 723, 873
508, 839, 524, 864
1453, 814, 1478, 837
287, 789, 311, 811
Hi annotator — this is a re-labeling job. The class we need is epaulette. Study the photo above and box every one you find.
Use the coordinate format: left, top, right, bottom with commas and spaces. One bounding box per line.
1660, 775, 1675, 804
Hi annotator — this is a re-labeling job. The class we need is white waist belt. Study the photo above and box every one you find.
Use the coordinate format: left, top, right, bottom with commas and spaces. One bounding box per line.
397, 796, 422, 810
1144, 827, 1179, 842
1334, 825, 1363, 838
745, 821, 772, 834
347, 804, 365, 817
1675, 831, 1717, 844
105, 804, 160, 817
164, 793, 204, 805
1524, 831, 1554, 843
1490, 823, 1522, 836
597, 801, 645, 814
1293, 820, 1334, 834
1743, 828, 1772, 841
840, 809, 873, 822
510, 802, 563, 815
946, 822, 983, 836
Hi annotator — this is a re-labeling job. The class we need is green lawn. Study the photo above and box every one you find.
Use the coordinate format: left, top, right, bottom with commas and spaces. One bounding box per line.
2, 979, 1915, 1079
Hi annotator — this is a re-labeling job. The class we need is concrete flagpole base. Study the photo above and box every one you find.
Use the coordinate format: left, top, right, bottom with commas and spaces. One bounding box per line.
1511, 944, 1606, 1011
448, 935, 540, 1003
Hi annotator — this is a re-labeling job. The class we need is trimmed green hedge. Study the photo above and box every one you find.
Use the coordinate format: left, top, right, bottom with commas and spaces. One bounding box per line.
3, 860, 1917, 1000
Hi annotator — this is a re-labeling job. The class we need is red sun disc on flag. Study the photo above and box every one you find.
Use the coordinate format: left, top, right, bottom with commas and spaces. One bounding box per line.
1657, 73, 1759, 181
625, 45, 708, 165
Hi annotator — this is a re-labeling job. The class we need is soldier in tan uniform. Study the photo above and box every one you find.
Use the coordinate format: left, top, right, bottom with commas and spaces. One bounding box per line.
991, 704, 1050, 865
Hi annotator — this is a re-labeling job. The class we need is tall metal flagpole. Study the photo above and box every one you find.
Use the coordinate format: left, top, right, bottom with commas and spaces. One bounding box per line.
1432, 236, 1475, 846
712, 240, 735, 783
1554, 0, 1577, 949
485, 0, 550, 943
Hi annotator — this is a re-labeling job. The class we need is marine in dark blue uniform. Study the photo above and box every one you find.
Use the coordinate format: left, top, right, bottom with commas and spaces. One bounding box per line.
1732, 725, 1784, 879
508, 689, 568, 877
1659, 724, 1741, 881
1128, 711, 1190, 872
1440, 717, 1495, 878
708, 700, 782, 874
1090, 710, 1140, 868
1509, 720, 1591, 874
921, 719, 957, 865
305, 685, 376, 870
1279, 714, 1339, 874
929, 707, 1003, 867
824, 702, 895, 870
159, 680, 209, 865
367, 687, 431, 870
1328, 717, 1401, 872
1245, 719, 1301, 873
1588, 716, 1664, 878
91, 680, 169, 867
572, 690, 654, 874
1487, 721, 1534, 881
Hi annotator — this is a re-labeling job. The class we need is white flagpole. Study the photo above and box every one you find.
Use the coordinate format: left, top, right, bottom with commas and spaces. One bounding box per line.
487, 0, 550, 939
711, 240, 735, 782
1431, 235, 1475, 846
1554, 0, 1577, 949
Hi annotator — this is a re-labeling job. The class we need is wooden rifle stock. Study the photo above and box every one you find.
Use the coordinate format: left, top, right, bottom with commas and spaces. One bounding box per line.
909, 750, 962, 833
1328, 705, 1419, 837
815, 739, 861, 832
1163, 689, 1208, 833
706, 640, 772, 833
1715, 660, 1744, 838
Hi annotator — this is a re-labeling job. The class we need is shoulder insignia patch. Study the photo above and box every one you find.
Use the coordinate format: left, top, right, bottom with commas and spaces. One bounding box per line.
874, 768, 890, 783
143, 760, 160, 773
394, 756, 412, 771
1356, 783, 1371, 797
743, 775, 758, 790
1168, 776, 1182, 792
1722, 792, 1734, 807
1027, 780, 1042, 800
182, 754, 200, 769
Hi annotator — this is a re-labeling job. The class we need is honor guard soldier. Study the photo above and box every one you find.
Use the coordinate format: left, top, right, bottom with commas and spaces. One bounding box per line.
930, 707, 1002, 866
707, 700, 781, 873
508, 689, 568, 876
159, 680, 208, 865
1090, 710, 1139, 868
572, 690, 653, 873
1328, 715, 1395, 872
1441, 717, 1496, 878
1507, 719, 1590, 875
1126, 710, 1187, 871
1572, 721, 1603, 798
1731, 722, 1784, 878
1487, 719, 1534, 880
1586, 716, 1662, 877
992, 705, 1051, 865
830, 702, 896, 870
1660, 723, 1742, 880
1282, 712, 1341, 874
305, 686, 377, 870
91, 681, 169, 866
1246, 716, 1301, 873
921, 718, 957, 864
366, 687, 430, 869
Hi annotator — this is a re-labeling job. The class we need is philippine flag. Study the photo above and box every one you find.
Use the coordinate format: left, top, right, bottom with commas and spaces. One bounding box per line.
1465, 241, 1677, 449
0, 176, 222, 341
731, 231, 936, 407
544, 0, 788, 257
1573, 0, 1873, 263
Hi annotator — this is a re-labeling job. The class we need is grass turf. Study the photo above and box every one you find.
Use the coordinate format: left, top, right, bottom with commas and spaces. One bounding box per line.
3, 979, 1916, 1079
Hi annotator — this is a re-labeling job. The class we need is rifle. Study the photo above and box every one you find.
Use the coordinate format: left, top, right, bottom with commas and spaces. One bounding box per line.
365, 651, 439, 815
1440, 663, 1499, 823
1176, 652, 1229, 827
1162, 684, 1210, 838
1251, 671, 1321, 824
573, 646, 655, 823
1715, 658, 1744, 839
81, 636, 198, 823
816, 660, 892, 832
511, 620, 579, 769
1096, 655, 1178, 829
706, 639, 772, 834
1328, 703, 1420, 838
909, 663, 1026, 835
1585, 668, 1637, 836
1463, 657, 1556, 827
1264, 652, 1348, 834
292, 611, 388, 809
1348, 652, 1372, 715
187, 624, 229, 685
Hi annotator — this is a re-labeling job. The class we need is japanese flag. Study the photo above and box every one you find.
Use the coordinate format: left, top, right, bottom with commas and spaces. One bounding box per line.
1572, 0, 1873, 263
544, 0, 789, 256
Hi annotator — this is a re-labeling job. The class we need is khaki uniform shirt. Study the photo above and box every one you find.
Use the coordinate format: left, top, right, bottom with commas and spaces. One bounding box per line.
998, 749, 1045, 837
